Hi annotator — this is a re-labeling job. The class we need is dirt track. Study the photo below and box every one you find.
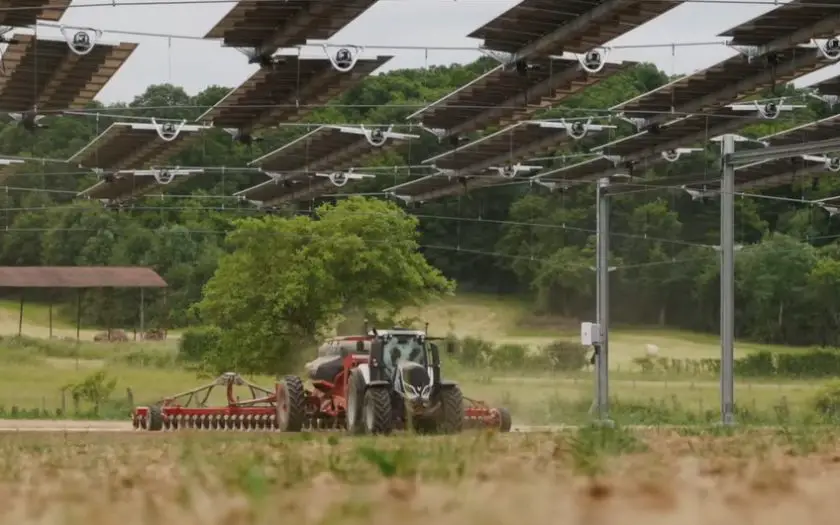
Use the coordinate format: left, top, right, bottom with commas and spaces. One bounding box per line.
0, 419, 564, 433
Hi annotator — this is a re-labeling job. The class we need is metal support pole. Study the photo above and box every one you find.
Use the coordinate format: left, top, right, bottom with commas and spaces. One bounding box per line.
720, 134, 736, 425
595, 176, 611, 421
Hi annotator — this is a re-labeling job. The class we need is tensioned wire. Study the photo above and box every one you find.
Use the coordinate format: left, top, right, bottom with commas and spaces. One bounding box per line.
7, 0, 840, 12
34, 19, 734, 51
32, 102, 812, 118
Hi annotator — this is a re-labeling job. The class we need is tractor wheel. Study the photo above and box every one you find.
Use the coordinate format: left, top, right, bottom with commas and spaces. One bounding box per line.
345, 368, 366, 435
436, 386, 464, 434
363, 387, 393, 435
148, 405, 164, 431
496, 407, 512, 432
276, 375, 305, 432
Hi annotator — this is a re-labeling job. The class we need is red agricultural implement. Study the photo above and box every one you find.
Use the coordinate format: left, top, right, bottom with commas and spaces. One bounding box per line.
132, 372, 280, 431
133, 328, 513, 433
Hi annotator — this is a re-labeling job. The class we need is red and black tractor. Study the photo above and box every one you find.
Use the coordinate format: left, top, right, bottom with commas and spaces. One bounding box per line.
276, 328, 513, 434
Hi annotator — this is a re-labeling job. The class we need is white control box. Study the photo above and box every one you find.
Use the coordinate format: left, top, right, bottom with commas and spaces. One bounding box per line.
580, 322, 601, 346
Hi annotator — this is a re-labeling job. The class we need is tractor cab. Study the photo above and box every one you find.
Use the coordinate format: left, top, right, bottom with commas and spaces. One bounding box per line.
374, 328, 429, 372
365, 328, 447, 389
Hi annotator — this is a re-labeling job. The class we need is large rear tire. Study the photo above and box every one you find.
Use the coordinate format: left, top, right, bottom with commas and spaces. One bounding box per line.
436, 386, 464, 434
276, 375, 305, 432
346, 368, 366, 435
363, 387, 393, 435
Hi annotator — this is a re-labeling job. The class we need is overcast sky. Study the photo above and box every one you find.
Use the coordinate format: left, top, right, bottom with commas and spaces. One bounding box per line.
18, 0, 840, 104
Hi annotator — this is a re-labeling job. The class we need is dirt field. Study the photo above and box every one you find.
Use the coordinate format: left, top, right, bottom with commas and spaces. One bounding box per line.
0, 427, 837, 524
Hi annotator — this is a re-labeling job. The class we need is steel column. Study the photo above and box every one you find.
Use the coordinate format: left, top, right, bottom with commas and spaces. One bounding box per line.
720, 134, 736, 425
595, 176, 610, 420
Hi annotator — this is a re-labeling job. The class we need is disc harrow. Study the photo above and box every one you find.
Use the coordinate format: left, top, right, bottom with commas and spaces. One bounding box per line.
464, 397, 512, 432
133, 372, 280, 431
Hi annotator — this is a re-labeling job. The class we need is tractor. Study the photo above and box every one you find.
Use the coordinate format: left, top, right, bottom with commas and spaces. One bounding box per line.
276, 327, 512, 434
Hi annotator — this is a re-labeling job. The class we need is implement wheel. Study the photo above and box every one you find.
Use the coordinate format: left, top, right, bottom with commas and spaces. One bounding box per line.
148, 405, 164, 431
495, 407, 512, 432
276, 375, 305, 432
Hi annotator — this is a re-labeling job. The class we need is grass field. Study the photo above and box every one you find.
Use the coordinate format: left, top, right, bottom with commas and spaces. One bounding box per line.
0, 292, 827, 426
0, 428, 837, 523
404, 294, 799, 365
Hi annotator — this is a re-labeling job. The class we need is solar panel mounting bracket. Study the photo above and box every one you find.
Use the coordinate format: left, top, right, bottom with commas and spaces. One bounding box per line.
538, 118, 617, 140
151, 118, 187, 141
387, 192, 414, 205
323, 44, 362, 72
680, 185, 717, 201
727, 98, 803, 120
417, 124, 446, 140
331, 124, 419, 146
315, 170, 376, 187
661, 147, 703, 163
478, 47, 513, 65
59, 25, 102, 56
486, 162, 543, 179
576, 48, 609, 74
801, 154, 840, 172
814, 38, 840, 61
615, 113, 647, 131
530, 179, 568, 192
809, 91, 840, 109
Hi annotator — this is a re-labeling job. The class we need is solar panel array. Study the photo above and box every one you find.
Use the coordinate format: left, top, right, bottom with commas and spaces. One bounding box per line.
3, 0, 840, 205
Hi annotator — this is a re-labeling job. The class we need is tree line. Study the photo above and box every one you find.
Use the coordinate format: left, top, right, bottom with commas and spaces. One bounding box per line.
0, 59, 839, 347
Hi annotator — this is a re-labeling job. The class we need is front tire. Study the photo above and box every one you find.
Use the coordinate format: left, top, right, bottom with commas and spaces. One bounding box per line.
363, 387, 393, 435
346, 368, 366, 435
436, 386, 464, 434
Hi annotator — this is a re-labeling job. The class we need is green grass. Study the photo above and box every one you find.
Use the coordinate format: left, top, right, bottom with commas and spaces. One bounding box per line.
1, 292, 805, 363
0, 333, 825, 426
0, 292, 831, 425
0, 299, 77, 329
406, 292, 808, 364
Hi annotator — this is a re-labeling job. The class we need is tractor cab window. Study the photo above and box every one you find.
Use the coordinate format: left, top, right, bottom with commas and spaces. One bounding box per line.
382, 334, 426, 372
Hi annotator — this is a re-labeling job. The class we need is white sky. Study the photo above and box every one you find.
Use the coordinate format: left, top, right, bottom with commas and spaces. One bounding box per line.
18, 0, 840, 104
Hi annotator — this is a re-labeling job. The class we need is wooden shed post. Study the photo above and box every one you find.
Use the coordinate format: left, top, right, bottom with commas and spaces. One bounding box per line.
18, 292, 23, 336
76, 289, 82, 342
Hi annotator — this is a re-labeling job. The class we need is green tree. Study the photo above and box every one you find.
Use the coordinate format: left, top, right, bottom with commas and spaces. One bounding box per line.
194, 197, 453, 373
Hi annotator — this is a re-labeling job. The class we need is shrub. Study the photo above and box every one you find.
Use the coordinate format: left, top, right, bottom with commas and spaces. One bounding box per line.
178, 326, 222, 363
734, 350, 775, 377
541, 340, 588, 371
111, 349, 177, 369
488, 343, 528, 369
812, 381, 840, 419
457, 336, 494, 366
